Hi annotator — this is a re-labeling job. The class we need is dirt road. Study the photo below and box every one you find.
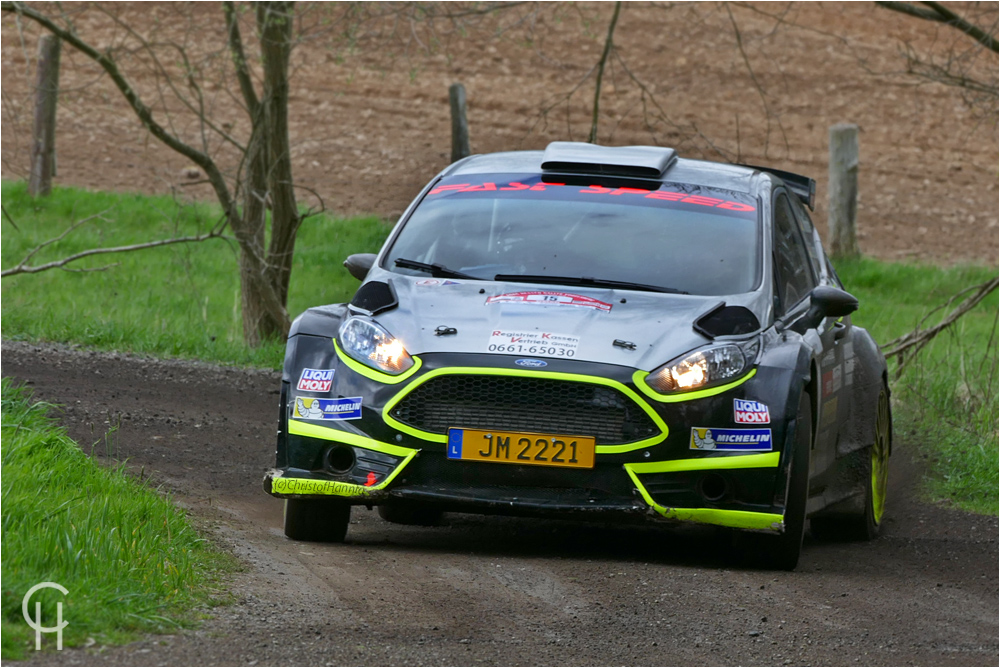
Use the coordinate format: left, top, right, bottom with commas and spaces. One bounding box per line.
3, 340, 997, 666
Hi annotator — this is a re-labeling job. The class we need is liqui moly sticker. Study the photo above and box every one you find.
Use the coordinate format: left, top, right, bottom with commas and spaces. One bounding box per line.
297, 368, 334, 392
690, 427, 773, 451
734, 399, 770, 424
487, 330, 580, 358
486, 291, 612, 312
292, 396, 363, 420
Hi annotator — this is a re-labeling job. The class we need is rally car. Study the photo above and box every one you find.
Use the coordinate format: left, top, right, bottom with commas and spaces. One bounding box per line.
264, 142, 891, 570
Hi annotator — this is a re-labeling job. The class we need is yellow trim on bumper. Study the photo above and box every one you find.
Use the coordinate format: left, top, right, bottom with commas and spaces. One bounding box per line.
287, 419, 417, 458
381, 366, 669, 454
632, 368, 756, 403
656, 507, 783, 531
274, 421, 419, 497
624, 456, 783, 532
271, 451, 416, 497
625, 451, 779, 475
334, 339, 423, 384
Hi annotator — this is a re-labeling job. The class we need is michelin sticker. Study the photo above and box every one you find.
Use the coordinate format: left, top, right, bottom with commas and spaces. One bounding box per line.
690, 427, 773, 451
486, 291, 612, 312
487, 330, 579, 357
734, 399, 770, 424
293, 396, 363, 420
297, 368, 334, 392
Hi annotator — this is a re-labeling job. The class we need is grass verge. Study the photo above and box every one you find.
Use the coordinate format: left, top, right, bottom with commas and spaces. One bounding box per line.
835, 258, 998, 515
1, 182, 996, 513
0, 379, 238, 660
1, 180, 391, 369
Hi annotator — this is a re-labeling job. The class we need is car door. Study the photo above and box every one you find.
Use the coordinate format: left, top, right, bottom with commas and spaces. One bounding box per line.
771, 191, 842, 483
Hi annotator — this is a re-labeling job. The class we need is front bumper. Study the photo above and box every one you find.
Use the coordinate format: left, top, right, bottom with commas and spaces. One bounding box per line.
266, 343, 793, 534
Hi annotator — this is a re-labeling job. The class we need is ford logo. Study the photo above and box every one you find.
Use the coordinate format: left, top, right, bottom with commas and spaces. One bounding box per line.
515, 359, 548, 368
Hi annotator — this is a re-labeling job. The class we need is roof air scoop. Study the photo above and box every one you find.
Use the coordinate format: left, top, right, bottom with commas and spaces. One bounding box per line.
541, 142, 677, 179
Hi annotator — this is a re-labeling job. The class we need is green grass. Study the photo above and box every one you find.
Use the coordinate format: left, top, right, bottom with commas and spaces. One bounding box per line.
1, 182, 996, 513
0, 380, 239, 660
1, 180, 392, 369
835, 258, 999, 515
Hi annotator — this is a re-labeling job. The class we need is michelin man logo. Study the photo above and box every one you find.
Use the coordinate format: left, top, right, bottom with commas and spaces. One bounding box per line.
295, 397, 325, 419
691, 428, 717, 450
22, 582, 68, 650
293, 396, 364, 420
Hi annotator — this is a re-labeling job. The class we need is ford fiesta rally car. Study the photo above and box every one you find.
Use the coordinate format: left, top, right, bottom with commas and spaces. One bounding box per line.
265, 142, 891, 570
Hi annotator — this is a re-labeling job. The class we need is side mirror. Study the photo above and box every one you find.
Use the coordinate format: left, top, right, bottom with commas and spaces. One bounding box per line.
798, 285, 858, 331
344, 253, 376, 281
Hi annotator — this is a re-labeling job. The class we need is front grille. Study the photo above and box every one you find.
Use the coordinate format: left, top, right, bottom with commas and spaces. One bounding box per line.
390, 375, 660, 445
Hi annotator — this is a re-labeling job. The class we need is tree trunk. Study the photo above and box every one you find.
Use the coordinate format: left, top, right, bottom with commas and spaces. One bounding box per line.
259, 1, 299, 314
230, 1, 298, 345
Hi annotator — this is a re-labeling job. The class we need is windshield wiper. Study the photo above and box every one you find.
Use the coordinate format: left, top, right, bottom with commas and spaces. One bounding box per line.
492, 273, 689, 295
394, 258, 481, 280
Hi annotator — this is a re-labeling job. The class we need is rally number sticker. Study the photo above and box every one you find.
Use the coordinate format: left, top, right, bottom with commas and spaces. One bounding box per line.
486, 291, 612, 312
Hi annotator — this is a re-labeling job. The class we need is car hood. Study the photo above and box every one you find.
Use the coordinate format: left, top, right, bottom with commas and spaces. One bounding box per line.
368, 274, 732, 372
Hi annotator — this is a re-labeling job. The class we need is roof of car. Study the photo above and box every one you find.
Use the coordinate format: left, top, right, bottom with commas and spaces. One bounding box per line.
442, 144, 762, 195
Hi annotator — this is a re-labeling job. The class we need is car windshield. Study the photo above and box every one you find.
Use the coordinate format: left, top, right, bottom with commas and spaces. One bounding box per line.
385, 173, 760, 296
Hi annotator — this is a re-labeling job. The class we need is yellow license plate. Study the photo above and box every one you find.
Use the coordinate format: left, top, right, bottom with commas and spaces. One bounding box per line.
446, 428, 596, 469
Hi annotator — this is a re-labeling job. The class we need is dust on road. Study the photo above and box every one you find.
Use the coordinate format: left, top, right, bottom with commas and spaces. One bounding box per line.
3, 341, 997, 666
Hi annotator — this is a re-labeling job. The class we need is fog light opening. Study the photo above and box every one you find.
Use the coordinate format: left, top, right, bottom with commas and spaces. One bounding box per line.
325, 445, 356, 473
700, 473, 728, 501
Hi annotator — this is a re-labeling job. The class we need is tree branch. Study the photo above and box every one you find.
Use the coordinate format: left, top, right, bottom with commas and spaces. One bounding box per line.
881, 277, 999, 379
875, 1, 999, 52
0, 1, 238, 221
588, 1, 621, 144
724, 2, 789, 158
2, 223, 230, 278
224, 0, 261, 115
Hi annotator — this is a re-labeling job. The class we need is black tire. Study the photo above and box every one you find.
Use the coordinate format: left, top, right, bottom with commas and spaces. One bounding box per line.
377, 500, 442, 526
283, 498, 351, 542
811, 384, 890, 541
738, 391, 812, 571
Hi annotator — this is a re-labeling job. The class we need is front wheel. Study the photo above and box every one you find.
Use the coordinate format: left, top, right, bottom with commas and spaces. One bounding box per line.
283, 498, 351, 542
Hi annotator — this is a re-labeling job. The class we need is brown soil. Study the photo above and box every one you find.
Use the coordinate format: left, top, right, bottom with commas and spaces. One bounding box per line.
2, 340, 997, 666
1, 3, 997, 265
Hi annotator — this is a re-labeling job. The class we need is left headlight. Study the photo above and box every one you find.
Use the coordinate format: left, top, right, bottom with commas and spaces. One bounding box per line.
338, 317, 414, 375
645, 338, 759, 394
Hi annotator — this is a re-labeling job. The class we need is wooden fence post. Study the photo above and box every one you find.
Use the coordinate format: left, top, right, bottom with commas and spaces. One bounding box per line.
449, 82, 470, 163
828, 123, 859, 258
29, 33, 61, 198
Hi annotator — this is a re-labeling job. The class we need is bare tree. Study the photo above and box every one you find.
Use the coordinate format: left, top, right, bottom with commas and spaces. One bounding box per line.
873, 1, 997, 113
2, 1, 302, 346
0, 1, 542, 345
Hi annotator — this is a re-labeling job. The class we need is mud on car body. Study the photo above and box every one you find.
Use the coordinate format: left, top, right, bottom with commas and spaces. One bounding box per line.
264, 142, 891, 570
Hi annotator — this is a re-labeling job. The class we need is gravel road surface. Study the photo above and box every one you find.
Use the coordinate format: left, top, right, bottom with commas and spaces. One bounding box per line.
3, 341, 997, 666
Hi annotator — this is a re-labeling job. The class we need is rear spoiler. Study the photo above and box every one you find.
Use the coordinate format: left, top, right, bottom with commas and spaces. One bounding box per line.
739, 164, 816, 211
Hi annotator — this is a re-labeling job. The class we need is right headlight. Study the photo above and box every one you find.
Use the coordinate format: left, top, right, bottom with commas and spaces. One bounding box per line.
645, 338, 759, 394
338, 317, 414, 375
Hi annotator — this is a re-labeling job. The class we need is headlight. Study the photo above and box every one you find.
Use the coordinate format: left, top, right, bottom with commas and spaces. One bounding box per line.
338, 317, 414, 375
645, 338, 759, 394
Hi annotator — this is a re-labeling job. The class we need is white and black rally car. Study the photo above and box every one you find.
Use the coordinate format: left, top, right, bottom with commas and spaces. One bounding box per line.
264, 142, 891, 570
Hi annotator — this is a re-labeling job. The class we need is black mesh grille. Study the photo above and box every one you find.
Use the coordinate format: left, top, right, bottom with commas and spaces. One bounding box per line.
390, 375, 660, 445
